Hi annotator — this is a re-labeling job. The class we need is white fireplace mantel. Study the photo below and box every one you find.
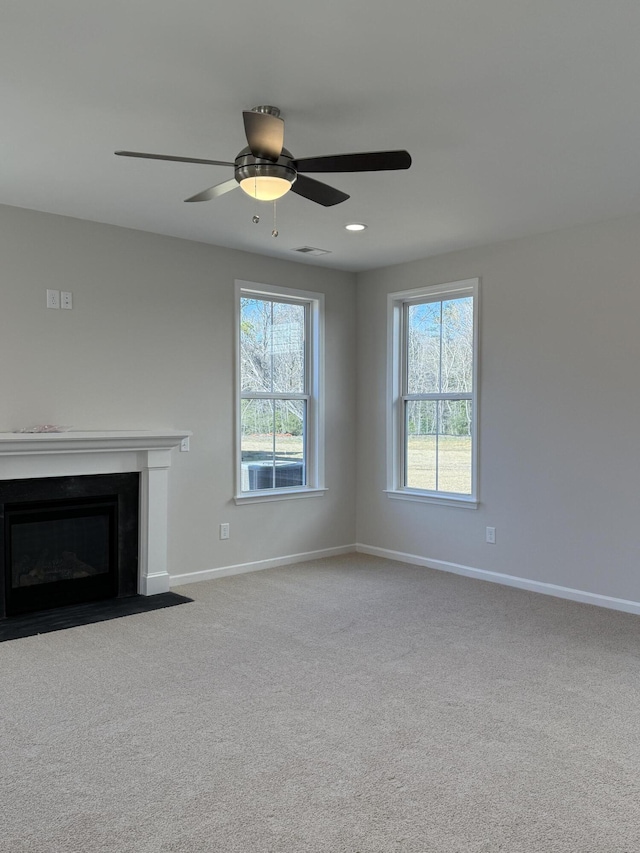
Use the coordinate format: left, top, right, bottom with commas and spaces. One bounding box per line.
0, 430, 192, 596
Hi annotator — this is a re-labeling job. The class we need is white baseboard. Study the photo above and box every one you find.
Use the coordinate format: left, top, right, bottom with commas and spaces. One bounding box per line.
170, 540, 640, 617
356, 543, 640, 616
170, 544, 356, 587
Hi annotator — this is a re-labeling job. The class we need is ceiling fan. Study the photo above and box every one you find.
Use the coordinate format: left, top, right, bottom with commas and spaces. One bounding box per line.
115, 105, 411, 207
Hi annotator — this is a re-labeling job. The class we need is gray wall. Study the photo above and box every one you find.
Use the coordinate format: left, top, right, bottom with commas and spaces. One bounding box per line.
0, 204, 357, 578
356, 213, 640, 602
5, 200, 640, 604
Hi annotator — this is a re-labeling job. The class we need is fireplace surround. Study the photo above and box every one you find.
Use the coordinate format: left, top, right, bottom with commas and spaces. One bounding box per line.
0, 431, 190, 620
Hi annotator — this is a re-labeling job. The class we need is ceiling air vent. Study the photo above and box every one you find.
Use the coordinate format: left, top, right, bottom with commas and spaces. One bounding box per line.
291, 246, 331, 256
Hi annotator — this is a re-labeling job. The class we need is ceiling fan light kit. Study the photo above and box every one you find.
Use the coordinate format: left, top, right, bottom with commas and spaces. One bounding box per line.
115, 105, 411, 209
236, 145, 297, 201
239, 176, 292, 201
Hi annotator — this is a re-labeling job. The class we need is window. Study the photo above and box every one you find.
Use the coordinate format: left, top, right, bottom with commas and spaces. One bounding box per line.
387, 279, 478, 507
235, 281, 324, 503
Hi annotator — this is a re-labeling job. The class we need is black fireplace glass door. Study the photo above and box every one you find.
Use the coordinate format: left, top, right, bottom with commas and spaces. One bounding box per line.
5, 499, 118, 615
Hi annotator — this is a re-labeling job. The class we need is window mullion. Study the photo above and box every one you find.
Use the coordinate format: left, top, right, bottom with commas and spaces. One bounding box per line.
404, 392, 472, 402
241, 392, 309, 401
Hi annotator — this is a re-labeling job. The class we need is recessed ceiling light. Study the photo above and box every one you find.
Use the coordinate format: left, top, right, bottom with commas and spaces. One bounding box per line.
345, 223, 368, 232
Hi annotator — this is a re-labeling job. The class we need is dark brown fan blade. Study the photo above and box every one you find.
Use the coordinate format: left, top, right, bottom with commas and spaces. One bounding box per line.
242, 111, 284, 161
291, 174, 349, 207
115, 151, 234, 167
293, 150, 411, 173
184, 179, 238, 202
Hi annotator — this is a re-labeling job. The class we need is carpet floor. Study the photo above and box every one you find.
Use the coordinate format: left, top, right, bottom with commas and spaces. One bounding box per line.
2, 553, 640, 852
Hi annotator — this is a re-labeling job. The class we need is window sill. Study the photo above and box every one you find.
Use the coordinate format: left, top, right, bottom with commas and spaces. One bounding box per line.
384, 489, 478, 509
234, 488, 328, 505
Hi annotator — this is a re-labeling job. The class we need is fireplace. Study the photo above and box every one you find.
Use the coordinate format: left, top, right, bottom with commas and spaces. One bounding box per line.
1, 473, 139, 617
0, 430, 191, 615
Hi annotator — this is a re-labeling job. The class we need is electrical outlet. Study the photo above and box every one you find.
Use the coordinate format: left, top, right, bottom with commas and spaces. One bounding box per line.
220, 523, 230, 540
61, 291, 73, 310
46, 289, 60, 309
486, 526, 496, 544
180, 437, 190, 452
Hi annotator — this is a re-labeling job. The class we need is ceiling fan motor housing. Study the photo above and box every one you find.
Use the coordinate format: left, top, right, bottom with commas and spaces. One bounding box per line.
234, 146, 297, 188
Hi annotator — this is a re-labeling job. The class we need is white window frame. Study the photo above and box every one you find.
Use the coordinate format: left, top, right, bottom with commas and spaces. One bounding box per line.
234, 280, 326, 504
386, 278, 479, 509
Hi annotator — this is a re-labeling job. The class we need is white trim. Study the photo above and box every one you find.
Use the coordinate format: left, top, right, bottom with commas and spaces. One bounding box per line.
170, 544, 354, 586
235, 279, 324, 305
234, 280, 325, 500
356, 543, 640, 616
140, 571, 173, 596
234, 487, 327, 505
390, 278, 479, 304
0, 430, 191, 456
387, 278, 479, 504
384, 489, 478, 509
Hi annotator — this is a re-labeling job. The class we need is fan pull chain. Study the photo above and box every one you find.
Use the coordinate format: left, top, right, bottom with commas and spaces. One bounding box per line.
272, 201, 278, 238
250, 177, 260, 224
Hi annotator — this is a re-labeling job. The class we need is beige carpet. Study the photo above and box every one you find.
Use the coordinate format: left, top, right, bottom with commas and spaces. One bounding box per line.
2, 553, 640, 852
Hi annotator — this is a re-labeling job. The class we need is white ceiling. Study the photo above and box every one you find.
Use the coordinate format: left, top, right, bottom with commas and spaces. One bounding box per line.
2, 1, 640, 272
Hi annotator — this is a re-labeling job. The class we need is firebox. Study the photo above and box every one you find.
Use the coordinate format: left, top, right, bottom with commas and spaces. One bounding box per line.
0, 473, 139, 619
